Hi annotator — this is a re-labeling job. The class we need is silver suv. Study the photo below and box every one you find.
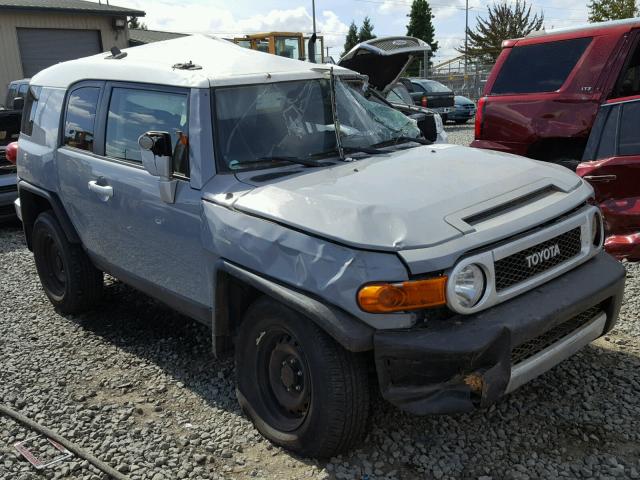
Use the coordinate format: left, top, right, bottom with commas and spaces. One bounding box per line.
15, 35, 625, 457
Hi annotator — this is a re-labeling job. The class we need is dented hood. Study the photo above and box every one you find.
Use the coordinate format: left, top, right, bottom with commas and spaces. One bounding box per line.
232, 144, 583, 252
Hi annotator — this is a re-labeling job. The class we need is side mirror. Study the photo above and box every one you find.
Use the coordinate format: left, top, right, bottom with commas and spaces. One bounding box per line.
138, 131, 173, 179
138, 131, 177, 204
12, 97, 24, 111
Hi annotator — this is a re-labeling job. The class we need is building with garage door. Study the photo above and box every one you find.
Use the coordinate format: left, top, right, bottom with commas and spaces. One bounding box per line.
0, 0, 145, 101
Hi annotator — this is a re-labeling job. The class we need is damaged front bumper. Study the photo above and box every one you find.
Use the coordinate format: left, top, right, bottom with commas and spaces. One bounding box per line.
374, 251, 625, 415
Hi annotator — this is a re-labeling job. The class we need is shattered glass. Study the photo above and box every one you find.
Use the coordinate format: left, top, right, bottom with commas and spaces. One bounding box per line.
214, 76, 420, 170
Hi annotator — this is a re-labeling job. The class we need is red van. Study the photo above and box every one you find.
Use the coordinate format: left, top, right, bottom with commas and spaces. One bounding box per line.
472, 18, 640, 168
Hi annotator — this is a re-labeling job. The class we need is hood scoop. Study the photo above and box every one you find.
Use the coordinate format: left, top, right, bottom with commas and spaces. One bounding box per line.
446, 181, 570, 235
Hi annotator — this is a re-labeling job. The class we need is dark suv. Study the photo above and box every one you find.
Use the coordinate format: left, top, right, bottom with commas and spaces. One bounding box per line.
399, 78, 454, 121
472, 18, 640, 166
0, 79, 28, 219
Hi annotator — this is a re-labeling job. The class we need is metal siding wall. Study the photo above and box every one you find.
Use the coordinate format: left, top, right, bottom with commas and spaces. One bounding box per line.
0, 12, 129, 101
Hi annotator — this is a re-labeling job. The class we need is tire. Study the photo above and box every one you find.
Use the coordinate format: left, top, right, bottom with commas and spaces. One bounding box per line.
235, 297, 371, 457
32, 211, 103, 314
454, 119, 469, 124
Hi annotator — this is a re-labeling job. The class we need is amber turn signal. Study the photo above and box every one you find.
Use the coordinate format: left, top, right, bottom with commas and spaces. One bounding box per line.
357, 277, 447, 313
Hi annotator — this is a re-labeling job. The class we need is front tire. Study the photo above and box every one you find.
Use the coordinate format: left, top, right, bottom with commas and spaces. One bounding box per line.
32, 211, 103, 314
235, 297, 370, 457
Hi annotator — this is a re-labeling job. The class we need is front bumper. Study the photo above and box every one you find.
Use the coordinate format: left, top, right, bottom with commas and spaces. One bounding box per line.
374, 251, 625, 415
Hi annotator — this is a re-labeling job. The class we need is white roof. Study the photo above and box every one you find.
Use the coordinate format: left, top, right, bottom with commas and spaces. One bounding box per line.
32, 34, 353, 90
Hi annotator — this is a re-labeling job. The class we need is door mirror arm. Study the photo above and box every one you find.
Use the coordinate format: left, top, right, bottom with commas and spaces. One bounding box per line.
138, 131, 178, 204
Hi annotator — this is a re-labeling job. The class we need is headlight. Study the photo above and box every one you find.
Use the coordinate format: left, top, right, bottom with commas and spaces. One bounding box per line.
452, 264, 486, 308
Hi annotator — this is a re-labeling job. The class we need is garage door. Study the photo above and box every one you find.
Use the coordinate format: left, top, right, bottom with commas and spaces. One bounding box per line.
17, 28, 102, 77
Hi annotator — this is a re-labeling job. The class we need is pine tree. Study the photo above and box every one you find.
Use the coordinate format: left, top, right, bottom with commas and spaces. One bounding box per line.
588, 0, 637, 22
358, 17, 376, 42
406, 0, 439, 75
342, 21, 359, 57
461, 1, 544, 62
128, 16, 147, 30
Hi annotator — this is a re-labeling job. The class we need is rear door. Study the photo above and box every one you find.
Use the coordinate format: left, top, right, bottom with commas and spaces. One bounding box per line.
56, 81, 210, 314
578, 97, 640, 258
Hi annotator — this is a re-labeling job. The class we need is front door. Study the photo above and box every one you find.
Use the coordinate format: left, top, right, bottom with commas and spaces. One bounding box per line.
578, 96, 640, 260
56, 82, 211, 314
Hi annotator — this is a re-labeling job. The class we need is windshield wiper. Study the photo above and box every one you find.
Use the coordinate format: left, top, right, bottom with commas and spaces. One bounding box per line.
255, 156, 329, 167
373, 136, 433, 148
343, 146, 386, 155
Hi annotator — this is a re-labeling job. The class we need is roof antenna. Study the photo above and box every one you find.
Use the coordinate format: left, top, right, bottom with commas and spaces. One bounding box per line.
106, 46, 127, 60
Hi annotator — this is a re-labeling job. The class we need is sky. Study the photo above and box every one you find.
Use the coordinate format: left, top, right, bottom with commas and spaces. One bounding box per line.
122, 0, 591, 63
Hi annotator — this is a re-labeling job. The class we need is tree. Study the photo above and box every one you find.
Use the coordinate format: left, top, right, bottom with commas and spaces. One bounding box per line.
461, 1, 544, 62
406, 0, 439, 76
342, 21, 359, 57
358, 17, 376, 42
128, 16, 148, 30
588, 0, 637, 22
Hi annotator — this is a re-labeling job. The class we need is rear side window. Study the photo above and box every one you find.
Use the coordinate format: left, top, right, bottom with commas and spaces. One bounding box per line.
63, 87, 100, 151
105, 87, 189, 176
619, 101, 640, 155
21, 86, 41, 136
612, 41, 640, 99
491, 37, 592, 94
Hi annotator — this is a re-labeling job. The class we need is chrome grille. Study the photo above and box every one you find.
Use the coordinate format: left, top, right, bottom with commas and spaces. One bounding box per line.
369, 37, 421, 52
511, 306, 602, 365
495, 227, 582, 292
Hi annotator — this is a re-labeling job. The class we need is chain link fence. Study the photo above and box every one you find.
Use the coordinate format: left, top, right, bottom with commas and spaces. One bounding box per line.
418, 56, 495, 100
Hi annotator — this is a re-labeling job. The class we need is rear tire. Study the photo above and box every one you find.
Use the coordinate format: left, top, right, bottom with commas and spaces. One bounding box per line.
32, 211, 103, 314
235, 297, 371, 457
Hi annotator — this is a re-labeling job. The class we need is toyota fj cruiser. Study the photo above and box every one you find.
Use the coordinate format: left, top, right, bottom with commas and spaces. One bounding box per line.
15, 35, 625, 457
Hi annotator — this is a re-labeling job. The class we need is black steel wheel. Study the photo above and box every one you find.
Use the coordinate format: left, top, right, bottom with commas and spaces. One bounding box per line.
32, 211, 103, 313
235, 297, 371, 458
258, 327, 311, 431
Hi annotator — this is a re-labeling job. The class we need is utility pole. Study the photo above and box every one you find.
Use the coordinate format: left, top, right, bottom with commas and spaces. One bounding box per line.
464, 0, 469, 78
312, 0, 316, 36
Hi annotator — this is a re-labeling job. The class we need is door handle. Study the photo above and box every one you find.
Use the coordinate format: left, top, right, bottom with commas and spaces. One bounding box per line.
88, 180, 113, 200
583, 175, 617, 183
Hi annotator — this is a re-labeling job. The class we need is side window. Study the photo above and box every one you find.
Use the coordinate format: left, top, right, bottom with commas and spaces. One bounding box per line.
20, 86, 41, 136
63, 87, 100, 151
611, 41, 640, 99
105, 87, 189, 176
595, 105, 619, 160
491, 38, 592, 94
618, 101, 640, 156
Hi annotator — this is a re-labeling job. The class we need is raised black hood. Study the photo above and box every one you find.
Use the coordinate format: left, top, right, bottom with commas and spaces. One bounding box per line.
338, 36, 431, 93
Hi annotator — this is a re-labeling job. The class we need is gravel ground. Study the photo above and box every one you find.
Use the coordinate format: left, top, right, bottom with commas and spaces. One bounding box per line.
443, 123, 474, 147
1, 123, 639, 480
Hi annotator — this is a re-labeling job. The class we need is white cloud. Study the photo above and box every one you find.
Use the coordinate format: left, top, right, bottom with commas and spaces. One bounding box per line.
125, 1, 347, 49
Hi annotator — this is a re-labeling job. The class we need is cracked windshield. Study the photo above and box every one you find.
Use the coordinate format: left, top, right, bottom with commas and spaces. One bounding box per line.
214, 77, 420, 170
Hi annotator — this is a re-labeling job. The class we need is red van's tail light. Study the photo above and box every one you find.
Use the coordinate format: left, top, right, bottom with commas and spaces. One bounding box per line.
475, 96, 487, 139
421, 96, 428, 107
5, 141, 18, 165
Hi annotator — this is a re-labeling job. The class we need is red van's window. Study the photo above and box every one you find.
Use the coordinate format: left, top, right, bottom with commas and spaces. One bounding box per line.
491, 37, 592, 95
